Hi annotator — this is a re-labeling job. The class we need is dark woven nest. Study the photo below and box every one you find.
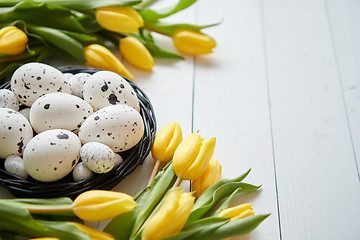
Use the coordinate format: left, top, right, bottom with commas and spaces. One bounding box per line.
0, 66, 156, 199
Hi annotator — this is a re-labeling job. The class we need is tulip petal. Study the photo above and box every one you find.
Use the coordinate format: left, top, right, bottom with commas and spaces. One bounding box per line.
173, 29, 216, 55
0, 26, 28, 55
72, 222, 115, 240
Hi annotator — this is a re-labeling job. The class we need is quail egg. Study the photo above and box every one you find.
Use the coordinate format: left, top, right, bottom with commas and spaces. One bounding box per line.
4, 155, 28, 179
72, 162, 93, 182
30, 92, 93, 133
0, 89, 19, 111
68, 73, 91, 98
0, 108, 33, 159
80, 142, 116, 173
19, 108, 30, 121
82, 71, 140, 111
79, 105, 144, 152
11, 62, 71, 107
23, 129, 81, 182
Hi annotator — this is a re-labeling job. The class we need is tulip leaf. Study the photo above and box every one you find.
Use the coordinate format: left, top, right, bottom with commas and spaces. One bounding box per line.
104, 210, 135, 240
145, 21, 221, 36
26, 24, 86, 62
37, 221, 91, 240
9, 197, 73, 206
183, 214, 271, 240
130, 162, 176, 237
61, 30, 97, 42
0, 0, 142, 9
0, 1, 88, 33
187, 182, 260, 224
161, 217, 228, 240
210, 188, 243, 217
194, 169, 251, 209
140, 0, 197, 21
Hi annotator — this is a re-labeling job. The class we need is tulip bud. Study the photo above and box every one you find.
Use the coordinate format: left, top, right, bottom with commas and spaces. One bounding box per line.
143, 188, 194, 240
72, 190, 137, 221
192, 158, 222, 198
172, 29, 216, 55
0, 26, 28, 55
96, 6, 143, 34
72, 222, 115, 240
119, 36, 154, 71
173, 133, 216, 180
151, 122, 182, 162
84, 44, 134, 80
218, 203, 255, 221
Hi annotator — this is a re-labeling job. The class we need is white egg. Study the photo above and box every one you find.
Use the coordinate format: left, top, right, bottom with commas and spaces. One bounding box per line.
4, 155, 28, 179
19, 108, 31, 121
68, 73, 91, 98
80, 142, 116, 173
0, 108, 33, 159
114, 153, 123, 168
63, 73, 74, 80
11, 62, 71, 107
23, 129, 81, 182
79, 105, 144, 152
82, 71, 140, 111
72, 162, 93, 182
0, 89, 19, 111
30, 92, 94, 133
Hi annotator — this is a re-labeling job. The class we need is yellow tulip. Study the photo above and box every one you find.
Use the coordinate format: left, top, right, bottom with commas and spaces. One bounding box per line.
28, 238, 59, 240
119, 36, 154, 70
96, 6, 143, 34
173, 132, 216, 180
192, 158, 222, 198
84, 44, 134, 80
172, 29, 216, 55
142, 188, 194, 240
151, 122, 183, 162
72, 190, 137, 222
218, 203, 255, 221
0, 26, 28, 55
72, 222, 115, 240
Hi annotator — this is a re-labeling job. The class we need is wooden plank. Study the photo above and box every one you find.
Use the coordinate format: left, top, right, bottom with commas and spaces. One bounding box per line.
262, 0, 360, 239
194, 0, 281, 239
326, 0, 360, 177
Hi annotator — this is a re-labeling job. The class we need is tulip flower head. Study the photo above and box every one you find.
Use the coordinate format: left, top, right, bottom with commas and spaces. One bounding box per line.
96, 6, 143, 34
192, 158, 222, 198
143, 188, 194, 240
72, 190, 137, 222
151, 122, 183, 162
218, 203, 255, 221
119, 36, 154, 71
172, 29, 216, 55
84, 44, 134, 80
173, 132, 216, 180
0, 26, 28, 55
72, 222, 115, 240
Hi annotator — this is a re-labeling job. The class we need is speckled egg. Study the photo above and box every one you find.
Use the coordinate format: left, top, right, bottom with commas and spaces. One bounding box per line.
72, 162, 93, 182
82, 71, 140, 111
4, 155, 28, 179
11, 62, 71, 107
0, 108, 33, 159
23, 129, 81, 182
0, 89, 19, 111
64, 73, 74, 80
79, 105, 144, 152
80, 142, 116, 173
30, 92, 94, 133
19, 108, 30, 121
114, 153, 123, 168
68, 73, 91, 98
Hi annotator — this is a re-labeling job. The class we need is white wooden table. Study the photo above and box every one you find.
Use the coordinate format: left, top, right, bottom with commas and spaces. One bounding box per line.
1, 0, 360, 239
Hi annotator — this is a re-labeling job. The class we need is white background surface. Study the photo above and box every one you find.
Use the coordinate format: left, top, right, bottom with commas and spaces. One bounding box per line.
1, 0, 360, 239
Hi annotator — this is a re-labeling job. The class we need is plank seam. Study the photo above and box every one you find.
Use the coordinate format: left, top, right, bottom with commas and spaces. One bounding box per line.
323, 0, 360, 182
259, 0, 283, 239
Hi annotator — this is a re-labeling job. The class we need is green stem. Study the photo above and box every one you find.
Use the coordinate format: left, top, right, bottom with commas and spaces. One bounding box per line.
23, 205, 73, 214
143, 25, 172, 37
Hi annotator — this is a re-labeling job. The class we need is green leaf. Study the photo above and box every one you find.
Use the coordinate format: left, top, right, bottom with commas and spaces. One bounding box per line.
140, 0, 197, 21
210, 188, 243, 217
0, 1, 88, 33
104, 210, 135, 240
130, 162, 176, 237
0, 0, 142, 9
187, 182, 261, 224
61, 30, 97, 42
10, 197, 73, 206
183, 214, 271, 240
145, 21, 221, 36
26, 24, 85, 62
38, 221, 91, 240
